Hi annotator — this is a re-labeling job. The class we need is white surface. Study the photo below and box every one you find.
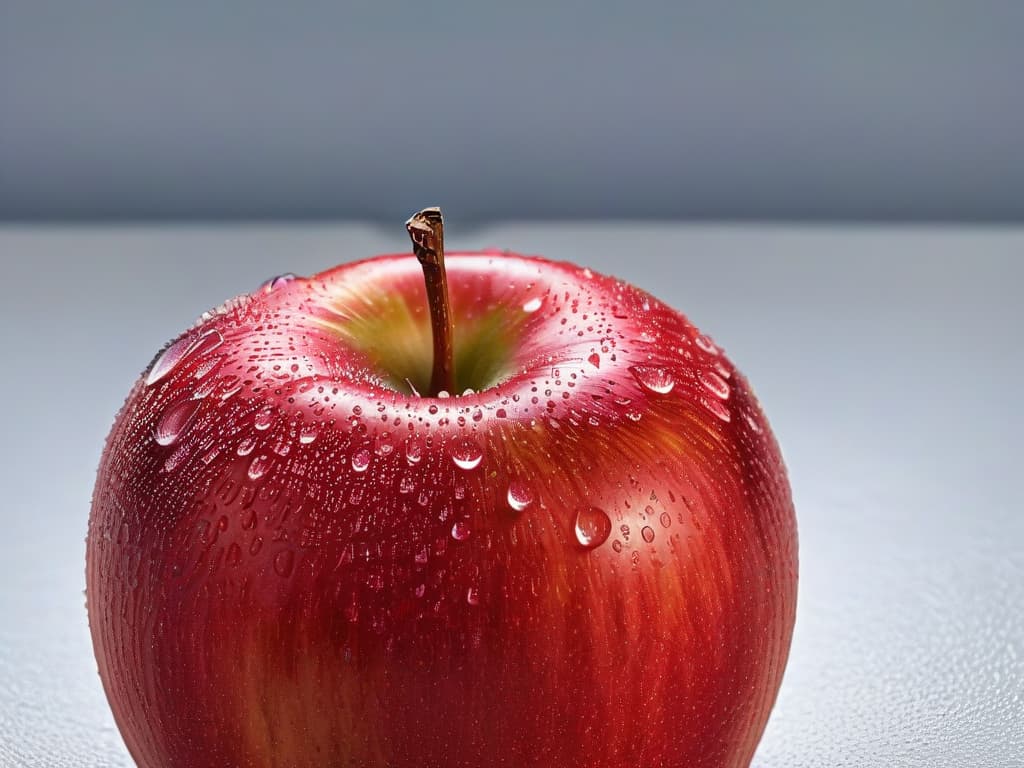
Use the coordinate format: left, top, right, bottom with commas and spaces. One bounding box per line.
0, 223, 1021, 766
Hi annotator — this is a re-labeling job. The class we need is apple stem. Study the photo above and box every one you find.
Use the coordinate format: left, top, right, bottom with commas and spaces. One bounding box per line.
406, 207, 456, 397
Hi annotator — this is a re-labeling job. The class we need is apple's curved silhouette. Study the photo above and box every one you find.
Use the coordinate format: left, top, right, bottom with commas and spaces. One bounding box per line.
87, 251, 797, 767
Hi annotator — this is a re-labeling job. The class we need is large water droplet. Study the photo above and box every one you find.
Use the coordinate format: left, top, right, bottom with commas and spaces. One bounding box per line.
253, 408, 275, 431
699, 369, 730, 400
351, 449, 371, 472
374, 434, 394, 456
248, 454, 271, 480
701, 396, 731, 423
522, 297, 542, 313
404, 437, 423, 465
450, 438, 483, 470
506, 480, 535, 512
299, 422, 320, 444
146, 336, 193, 386
260, 273, 297, 293
154, 399, 201, 446
145, 329, 225, 387
629, 365, 675, 395
694, 333, 719, 356
236, 436, 256, 456
451, 521, 472, 541
574, 507, 612, 548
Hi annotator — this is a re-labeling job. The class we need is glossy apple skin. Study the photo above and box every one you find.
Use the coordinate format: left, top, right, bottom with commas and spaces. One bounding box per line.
87, 252, 797, 768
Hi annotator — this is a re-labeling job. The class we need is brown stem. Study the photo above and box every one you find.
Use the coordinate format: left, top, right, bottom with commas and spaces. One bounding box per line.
406, 206, 455, 396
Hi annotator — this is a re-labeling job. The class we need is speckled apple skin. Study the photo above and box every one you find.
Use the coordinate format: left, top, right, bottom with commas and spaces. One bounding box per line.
87, 252, 797, 768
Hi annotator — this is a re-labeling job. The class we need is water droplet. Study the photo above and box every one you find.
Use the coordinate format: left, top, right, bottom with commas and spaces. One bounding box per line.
701, 396, 731, 422
522, 297, 542, 313
625, 409, 643, 422
254, 408, 275, 431
145, 329, 225, 387
236, 436, 256, 456
574, 507, 612, 548
451, 521, 471, 541
466, 586, 480, 605
299, 422, 320, 444
450, 438, 483, 470
694, 333, 718, 356
154, 399, 201, 446
351, 449, 371, 472
495, 408, 508, 419
374, 434, 394, 456
273, 550, 294, 577
506, 480, 535, 512
612, 540, 623, 553
260, 273, 297, 293
629, 365, 675, 394
641, 525, 656, 543
744, 412, 763, 434
247, 454, 271, 480
699, 369, 730, 400
146, 336, 193, 386
659, 511, 672, 528
587, 353, 601, 369
404, 437, 423, 465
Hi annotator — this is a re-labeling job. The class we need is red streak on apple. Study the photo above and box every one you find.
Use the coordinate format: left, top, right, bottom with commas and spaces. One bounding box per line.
87, 242, 797, 767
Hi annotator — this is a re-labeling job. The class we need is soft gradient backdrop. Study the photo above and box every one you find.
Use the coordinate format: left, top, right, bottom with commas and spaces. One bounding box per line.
2, 1, 1023, 221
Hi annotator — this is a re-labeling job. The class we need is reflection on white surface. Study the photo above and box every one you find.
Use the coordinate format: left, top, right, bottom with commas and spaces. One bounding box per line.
0, 224, 1020, 766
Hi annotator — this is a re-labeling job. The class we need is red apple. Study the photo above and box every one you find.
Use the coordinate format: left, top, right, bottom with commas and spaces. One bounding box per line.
87, 209, 797, 768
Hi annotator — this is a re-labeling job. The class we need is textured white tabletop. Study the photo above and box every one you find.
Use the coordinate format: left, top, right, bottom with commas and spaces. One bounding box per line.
0, 223, 1020, 767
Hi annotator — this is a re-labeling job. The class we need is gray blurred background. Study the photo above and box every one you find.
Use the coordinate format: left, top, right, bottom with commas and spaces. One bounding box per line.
2, 0, 1023, 222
